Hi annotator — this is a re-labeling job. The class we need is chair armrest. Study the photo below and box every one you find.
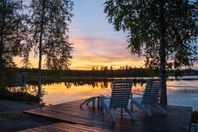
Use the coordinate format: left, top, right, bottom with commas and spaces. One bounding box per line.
100, 94, 111, 99
131, 92, 144, 96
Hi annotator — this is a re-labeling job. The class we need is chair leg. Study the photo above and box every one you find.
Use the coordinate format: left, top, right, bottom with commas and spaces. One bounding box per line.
98, 97, 103, 110
121, 108, 123, 117
92, 99, 95, 109
130, 100, 133, 111
124, 108, 135, 121
102, 101, 116, 122
133, 100, 152, 117
153, 104, 167, 114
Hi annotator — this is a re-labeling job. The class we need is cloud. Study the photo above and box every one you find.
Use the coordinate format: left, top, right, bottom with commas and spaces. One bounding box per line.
70, 36, 145, 70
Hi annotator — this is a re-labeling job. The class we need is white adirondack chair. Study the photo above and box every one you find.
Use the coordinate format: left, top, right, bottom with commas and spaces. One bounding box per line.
80, 80, 135, 122
132, 79, 167, 117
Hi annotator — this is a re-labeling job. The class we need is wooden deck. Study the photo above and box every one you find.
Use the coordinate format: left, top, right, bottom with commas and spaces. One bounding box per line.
20, 122, 111, 132
24, 99, 192, 132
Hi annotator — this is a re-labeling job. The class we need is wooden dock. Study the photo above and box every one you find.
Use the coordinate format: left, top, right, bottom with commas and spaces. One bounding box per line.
23, 99, 192, 132
20, 122, 111, 132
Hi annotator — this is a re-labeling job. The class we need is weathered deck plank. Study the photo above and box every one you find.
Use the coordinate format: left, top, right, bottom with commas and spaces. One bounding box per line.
20, 122, 110, 132
24, 99, 192, 132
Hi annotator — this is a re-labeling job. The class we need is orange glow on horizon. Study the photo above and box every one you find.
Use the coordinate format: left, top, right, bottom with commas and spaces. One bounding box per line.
36, 82, 145, 105
14, 56, 145, 70
14, 36, 145, 70
41, 82, 112, 104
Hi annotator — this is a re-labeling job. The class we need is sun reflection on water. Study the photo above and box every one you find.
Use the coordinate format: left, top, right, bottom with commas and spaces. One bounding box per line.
7, 79, 198, 110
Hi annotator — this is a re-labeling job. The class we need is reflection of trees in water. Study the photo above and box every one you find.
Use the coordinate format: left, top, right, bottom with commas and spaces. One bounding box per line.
7, 84, 46, 98
7, 79, 146, 96
64, 82, 72, 89
37, 83, 45, 98
27, 78, 146, 87
64, 81, 109, 89
103, 80, 109, 89
7, 85, 37, 95
133, 80, 144, 87
59, 79, 146, 89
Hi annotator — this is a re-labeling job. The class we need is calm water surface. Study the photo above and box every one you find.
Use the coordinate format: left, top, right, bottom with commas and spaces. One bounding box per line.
9, 77, 198, 110
43, 79, 198, 111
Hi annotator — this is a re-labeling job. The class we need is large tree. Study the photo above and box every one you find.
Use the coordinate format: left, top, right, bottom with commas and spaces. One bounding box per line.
104, 0, 198, 105
0, 0, 27, 88
27, 0, 73, 90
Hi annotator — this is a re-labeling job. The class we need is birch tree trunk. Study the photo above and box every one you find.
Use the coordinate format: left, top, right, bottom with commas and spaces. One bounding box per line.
0, 0, 6, 90
37, 0, 46, 97
159, 1, 167, 105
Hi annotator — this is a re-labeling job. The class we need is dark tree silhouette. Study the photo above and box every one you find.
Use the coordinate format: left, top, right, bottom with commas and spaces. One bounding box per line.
27, 0, 73, 93
104, 0, 198, 105
0, 0, 27, 89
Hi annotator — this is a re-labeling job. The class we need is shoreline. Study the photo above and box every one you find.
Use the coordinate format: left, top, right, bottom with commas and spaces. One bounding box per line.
0, 100, 59, 131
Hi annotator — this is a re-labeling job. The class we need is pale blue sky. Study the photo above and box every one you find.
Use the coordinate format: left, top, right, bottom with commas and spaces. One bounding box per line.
70, 0, 124, 37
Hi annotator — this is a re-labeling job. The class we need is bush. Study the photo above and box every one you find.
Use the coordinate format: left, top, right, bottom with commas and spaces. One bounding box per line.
192, 111, 198, 123
0, 89, 40, 103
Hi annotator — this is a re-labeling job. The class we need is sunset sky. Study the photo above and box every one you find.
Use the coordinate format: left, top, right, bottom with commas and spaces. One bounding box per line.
71, 0, 147, 70
14, 0, 197, 70
69, 0, 145, 70
15, 0, 144, 70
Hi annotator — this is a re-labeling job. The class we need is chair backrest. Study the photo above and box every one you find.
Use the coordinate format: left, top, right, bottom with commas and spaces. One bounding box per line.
142, 79, 160, 105
110, 80, 133, 109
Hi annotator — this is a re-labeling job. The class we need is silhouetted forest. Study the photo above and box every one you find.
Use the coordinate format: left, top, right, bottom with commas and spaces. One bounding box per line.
3, 67, 198, 85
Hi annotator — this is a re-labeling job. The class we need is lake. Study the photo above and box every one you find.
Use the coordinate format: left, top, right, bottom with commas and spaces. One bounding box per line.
8, 77, 198, 111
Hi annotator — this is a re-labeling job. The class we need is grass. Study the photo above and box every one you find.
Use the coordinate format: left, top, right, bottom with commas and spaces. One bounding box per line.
0, 89, 40, 103
2, 112, 22, 120
192, 111, 198, 123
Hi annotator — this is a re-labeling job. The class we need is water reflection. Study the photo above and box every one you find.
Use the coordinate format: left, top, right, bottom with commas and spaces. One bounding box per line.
167, 80, 198, 110
6, 85, 38, 96
7, 79, 198, 110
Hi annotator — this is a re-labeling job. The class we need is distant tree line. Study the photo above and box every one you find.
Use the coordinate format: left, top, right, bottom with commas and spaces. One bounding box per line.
7, 67, 198, 83
92, 65, 144, 71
